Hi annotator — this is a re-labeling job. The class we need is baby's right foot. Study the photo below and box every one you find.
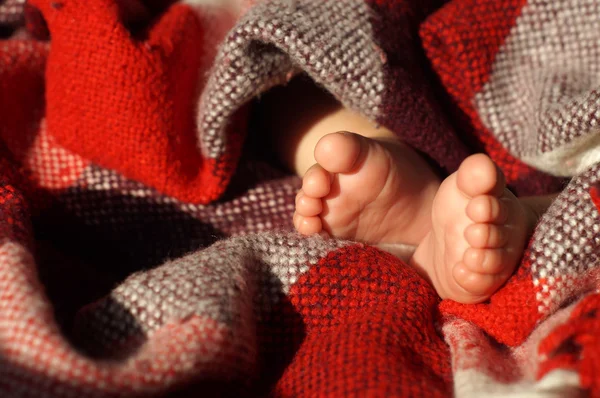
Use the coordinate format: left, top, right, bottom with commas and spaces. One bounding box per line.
293, 132, 440, 246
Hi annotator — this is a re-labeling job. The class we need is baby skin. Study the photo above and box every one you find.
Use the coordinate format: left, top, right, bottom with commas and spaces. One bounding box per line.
259, 78, 551, 303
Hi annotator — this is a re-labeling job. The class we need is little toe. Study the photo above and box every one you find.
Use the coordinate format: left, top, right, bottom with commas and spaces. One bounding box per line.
293, 213, 323, 235
302, 164, 332, 198
456, 154, 506, 198
314, 132, 366, 173
295, 192, 323, 217
452, 263, 503, 301
462, 247, 509, 274
466, 195, 508, 224
464, 223, 508, 249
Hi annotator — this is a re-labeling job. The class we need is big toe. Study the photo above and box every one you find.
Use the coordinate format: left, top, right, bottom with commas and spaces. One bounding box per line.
314, 132, 366, 173
456, 154, 505, 198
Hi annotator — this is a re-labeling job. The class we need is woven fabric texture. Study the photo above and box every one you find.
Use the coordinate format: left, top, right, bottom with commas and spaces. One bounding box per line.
0, 0, 599, 396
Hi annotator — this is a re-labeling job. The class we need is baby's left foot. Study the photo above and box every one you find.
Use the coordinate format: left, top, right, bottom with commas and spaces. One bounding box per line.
411, 154, 534, 304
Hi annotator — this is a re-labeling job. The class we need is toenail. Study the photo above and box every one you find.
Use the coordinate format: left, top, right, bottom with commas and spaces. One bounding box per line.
293, 213, 301, 228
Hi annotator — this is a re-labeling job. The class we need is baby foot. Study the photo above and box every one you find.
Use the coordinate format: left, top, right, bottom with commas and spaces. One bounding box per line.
293, 132, 440, 246
410, 154, 530, 304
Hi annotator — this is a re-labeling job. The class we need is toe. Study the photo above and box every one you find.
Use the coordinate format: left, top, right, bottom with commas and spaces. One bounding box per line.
295, 191, 323, 217
466, 195, 508, 224
452, 263, 503, 302
464, 223, 508, 249
462, 247, 509, 274
294, 213, 323, 235
314, 132, 366, 173
302, 164, 332, 198
456, 154, 506, 198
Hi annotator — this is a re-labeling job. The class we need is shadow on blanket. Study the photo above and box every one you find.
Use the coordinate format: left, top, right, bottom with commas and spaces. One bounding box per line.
32, 193, 224, 343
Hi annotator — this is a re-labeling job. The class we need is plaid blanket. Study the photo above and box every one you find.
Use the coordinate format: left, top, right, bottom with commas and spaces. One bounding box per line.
0, 0, 599, 396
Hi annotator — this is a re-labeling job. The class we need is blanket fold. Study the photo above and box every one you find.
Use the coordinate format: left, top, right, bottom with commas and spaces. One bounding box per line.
0, 0, 599, 397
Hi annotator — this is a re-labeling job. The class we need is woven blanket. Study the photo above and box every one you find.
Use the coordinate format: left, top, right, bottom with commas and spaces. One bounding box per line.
0, 0, 599, 396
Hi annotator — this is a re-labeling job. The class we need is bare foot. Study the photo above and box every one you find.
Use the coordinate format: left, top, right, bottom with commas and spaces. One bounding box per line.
294, 133, 535, 302
293, 131, 440, 246
410, 154, 532, 304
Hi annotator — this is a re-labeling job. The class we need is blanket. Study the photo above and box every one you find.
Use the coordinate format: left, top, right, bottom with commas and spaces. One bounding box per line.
0, 0, 599, 396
